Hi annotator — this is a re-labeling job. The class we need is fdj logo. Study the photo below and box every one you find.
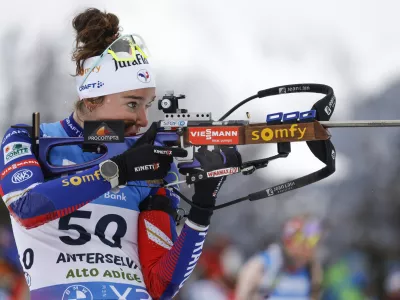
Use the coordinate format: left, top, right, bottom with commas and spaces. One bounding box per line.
79, 81, 105, 91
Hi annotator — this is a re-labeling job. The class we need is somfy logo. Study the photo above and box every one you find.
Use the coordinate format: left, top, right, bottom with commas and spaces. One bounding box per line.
11, 169, 33, 183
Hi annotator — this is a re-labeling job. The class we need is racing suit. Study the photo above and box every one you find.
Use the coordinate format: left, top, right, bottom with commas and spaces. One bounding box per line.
235, 244, 312, 300
0, 114, 207, 300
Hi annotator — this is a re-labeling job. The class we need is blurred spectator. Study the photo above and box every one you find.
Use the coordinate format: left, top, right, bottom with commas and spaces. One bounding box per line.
235, 214, 323, 300
181, 234, 244, 300
322, 250, 372, 300
0, 225, 29, 300
384, 261, 400, 300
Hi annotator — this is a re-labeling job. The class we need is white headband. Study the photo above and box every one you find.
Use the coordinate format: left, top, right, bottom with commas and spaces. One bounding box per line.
75, 53, 156, 100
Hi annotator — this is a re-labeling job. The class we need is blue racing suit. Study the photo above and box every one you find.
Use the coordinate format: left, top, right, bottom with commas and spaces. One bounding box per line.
0, 114, 207, 300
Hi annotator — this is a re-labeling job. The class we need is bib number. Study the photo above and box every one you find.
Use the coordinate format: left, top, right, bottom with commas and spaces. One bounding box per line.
58, 210, 127, 248
22, 248, 34, 269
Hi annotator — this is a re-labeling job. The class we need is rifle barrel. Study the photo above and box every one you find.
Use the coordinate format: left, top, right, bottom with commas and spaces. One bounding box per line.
319, 120, 400, 128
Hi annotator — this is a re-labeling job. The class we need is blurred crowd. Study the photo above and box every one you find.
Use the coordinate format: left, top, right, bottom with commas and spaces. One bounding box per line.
0, 223, 29, 299
0, 209, 399, 299
176, 214, 400, 300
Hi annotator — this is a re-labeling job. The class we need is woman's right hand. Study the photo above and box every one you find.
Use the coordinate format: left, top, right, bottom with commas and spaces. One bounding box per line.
110, 123, 187, 184
178, 146, 242, 226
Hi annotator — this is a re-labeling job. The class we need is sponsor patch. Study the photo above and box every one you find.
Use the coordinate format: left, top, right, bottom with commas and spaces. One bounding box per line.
206, 167, 239, 178
11, 169, 33, 183
188, 127, 240, 145
3, 142, 32, 164
1, 159, 39, 180
62, 285, 93, 300
134, 163, 159, 172
154, 149, 172, 156
83, 120, 124, 144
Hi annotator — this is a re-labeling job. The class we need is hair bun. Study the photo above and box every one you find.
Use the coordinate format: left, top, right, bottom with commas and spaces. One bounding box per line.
72, 8, 120, 46
72, 8, 121, 75
104, 13, 120, 38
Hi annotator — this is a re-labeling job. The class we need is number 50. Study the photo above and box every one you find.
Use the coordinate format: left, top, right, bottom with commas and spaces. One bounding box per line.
58, 210, 127, 248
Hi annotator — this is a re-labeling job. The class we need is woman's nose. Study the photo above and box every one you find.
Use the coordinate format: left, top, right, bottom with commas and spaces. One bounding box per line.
135, 106, 148, 128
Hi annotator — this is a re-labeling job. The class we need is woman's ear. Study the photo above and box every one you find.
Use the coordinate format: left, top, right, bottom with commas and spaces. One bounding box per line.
83, 99, 96, 112
83, 97, 105, 112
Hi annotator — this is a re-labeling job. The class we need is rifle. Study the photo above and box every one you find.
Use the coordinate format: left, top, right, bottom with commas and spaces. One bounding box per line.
12, 83, 400, 211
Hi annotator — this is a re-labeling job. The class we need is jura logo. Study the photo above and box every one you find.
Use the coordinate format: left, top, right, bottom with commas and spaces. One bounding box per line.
104, 191, 126, 201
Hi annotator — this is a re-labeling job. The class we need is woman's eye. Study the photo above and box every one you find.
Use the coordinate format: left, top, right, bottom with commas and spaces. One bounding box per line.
127, 102, 138, 109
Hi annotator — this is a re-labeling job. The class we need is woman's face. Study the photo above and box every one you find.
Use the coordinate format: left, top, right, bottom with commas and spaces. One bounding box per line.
282, 219, 321, 269
284, 240, 316, 268
91, 87, 156, 136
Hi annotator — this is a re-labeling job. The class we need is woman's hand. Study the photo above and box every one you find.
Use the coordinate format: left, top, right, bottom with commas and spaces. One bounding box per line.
110, 123, 187, 185
179, 146, 242, 226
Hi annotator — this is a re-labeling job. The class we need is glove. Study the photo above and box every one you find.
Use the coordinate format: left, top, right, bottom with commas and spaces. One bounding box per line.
179, 146, 242, 226
110, 122, 187, 185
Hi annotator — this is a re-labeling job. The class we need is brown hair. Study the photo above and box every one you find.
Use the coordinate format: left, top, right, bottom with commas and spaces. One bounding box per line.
71, 8, 121, 112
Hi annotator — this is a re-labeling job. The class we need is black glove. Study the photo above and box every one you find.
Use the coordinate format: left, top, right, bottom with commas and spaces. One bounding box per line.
111, 122, 187, 185
179, 146, 242, 226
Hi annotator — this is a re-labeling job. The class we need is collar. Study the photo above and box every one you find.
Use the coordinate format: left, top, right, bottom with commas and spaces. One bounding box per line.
60, 113, 83, 137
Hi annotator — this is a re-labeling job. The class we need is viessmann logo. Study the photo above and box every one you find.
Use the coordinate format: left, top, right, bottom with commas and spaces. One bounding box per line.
191, 129, 238, 140
188, 127, 240, 145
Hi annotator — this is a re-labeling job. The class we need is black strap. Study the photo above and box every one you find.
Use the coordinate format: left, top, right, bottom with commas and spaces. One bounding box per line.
139, 195, 178, 220
215, 90, 336, 208
171, 83, 337, 210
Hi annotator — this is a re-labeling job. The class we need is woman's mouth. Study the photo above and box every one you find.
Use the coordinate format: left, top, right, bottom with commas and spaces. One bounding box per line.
124, 124, 140, 136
